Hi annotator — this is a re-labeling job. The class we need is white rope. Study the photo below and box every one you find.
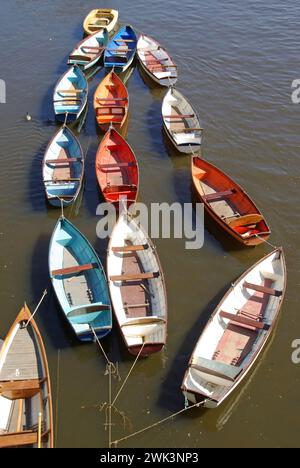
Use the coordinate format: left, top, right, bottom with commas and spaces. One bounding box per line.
255, 234, 277, 250
111, 400, 205, 446
112, 341, 146, 406
25, 289, 48, 328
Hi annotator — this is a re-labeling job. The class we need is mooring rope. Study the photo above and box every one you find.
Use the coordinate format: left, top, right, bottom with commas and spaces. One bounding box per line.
24, 289, 48, 328
112, 341, 146, 406
55, 349, 61, 448
111, 400, 205, 447
254, 234, 277, 250
90, 326, 115, 370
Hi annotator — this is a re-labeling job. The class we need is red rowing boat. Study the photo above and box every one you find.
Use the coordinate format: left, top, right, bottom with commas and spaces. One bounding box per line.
93, 71, 128, 132
96, 127, 139, 207
191, 156, 271, 246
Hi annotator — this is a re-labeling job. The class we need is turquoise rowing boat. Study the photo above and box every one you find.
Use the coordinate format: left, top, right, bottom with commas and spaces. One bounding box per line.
49, 217, 112, 341
53, 65, 88, 123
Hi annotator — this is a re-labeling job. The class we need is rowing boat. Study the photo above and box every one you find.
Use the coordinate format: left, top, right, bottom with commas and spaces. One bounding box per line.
162, 87, 203, 153
104, 25, 137, 73
68, 29, 109, 70
83, 9, 118, 35
107, 211, 168, 356
53, 65, 88, 123
95, 127, 138, 207
182, 248, 286, 408
0, 305, 53, 448
43, 125, 84, 207
191, 156, 271, 246
49, 217, 112, 342
137, 34, 177, 86
93, 71, 128, 132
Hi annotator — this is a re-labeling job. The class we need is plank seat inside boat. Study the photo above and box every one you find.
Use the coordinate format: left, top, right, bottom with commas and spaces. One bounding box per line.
51, 263, 97, 277
69, 55, 91, 62
191, 356, 243, 382
203, 189, 236, 202
124, 302, 150, 309
0, 430, 38, 448
99, 162, 135, 169
96, 97, 128, 102
164, 114, 194, 119
219, 310, 269, 330
46, 158, 82, 164
110, 272, 159, 282
243, 281, 282, 297
112, 244, 149, 253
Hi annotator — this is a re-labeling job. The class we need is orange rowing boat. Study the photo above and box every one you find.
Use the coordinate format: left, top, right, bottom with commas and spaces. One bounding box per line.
93, 71, 128, 132
191, 156, 271, 246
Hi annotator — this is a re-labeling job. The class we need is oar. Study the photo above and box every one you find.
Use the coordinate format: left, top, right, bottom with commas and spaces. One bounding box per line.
37, 412, 42, 448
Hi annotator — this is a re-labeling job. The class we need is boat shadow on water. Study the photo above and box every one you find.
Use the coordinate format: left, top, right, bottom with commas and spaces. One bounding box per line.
137, 64, 168, 100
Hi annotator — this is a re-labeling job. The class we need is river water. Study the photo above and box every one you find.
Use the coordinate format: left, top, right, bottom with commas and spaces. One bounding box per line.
0, 0, 299, 448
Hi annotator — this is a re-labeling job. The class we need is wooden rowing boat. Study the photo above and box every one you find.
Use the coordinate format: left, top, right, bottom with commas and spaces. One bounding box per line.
137, 34, 178, 87
182, 248, 286, 408
43, 125, 84, 207
95, 127, 139, 208
49, 217, 112, 342
107, 211, 168, 357
191, 156, 271, 246
0, 305, 53, 448
162, 87, 203, 153
83, 9, 118, 35
104, 25, 137, 73
93, 71, 128, 132
68, 29, 109, 70
53, 65, 88, 123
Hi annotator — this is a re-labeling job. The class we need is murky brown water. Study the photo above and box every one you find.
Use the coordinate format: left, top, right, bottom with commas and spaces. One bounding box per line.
0, 0, 299, 448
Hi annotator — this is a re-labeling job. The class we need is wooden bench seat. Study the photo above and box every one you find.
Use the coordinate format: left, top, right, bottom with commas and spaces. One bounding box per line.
46, 158, 82, 164
243, 281, 282, 297
98, 162, 135, 169
124, 302, 150, 309
110, 272, 159, 282
0, 430, 38, 448
164, 114, 194, 119
112, 244, 149, 253
96, 97, 128, 102
203, 189, 235, 202
219, 310, 269, 330
52, 263, 97, 277
172, 127, 203, 133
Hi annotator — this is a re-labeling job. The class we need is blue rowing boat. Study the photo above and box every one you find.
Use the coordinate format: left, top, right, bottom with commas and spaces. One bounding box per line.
43, 125, 84, 207
49, 217, 112, 342
53, 65, 88, 123
104, 25, 137, 73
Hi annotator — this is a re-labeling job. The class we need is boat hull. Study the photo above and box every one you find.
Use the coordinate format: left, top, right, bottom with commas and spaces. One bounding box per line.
182, 248, 286, 408
96, 127, 138, 208
104, 25, 137, 74
191, 157, 271, 246
49, 217, 112, 342
83, 9, 118, 35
